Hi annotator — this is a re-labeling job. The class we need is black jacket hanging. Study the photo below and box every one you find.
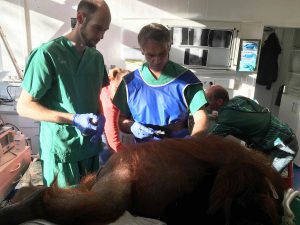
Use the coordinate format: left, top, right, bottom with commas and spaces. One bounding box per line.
256, 32, 282, 89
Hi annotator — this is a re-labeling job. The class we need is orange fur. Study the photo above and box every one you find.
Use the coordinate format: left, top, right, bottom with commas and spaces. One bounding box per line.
0, 136, 285, 225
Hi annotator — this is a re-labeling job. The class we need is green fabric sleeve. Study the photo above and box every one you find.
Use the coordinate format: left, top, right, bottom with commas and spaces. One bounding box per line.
184, 83, 208, 115
22, 48, 54, 100
112, 80, 131, 117
209, 123, 232, 136
102, 67, 109, 87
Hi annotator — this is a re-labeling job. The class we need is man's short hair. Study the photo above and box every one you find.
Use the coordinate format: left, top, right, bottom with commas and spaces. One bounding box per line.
138, 23, 171, 48
213, 86, 229, 101
77, 0, 103, 21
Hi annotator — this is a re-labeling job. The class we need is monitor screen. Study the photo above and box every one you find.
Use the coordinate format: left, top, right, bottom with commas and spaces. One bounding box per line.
237, 39, 260, 72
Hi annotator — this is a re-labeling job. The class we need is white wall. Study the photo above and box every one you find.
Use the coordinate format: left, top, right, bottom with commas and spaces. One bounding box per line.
254, 28, 296, 116
0, 0, 27, 79
1, 0, 300, 72
1, 0, 300, 100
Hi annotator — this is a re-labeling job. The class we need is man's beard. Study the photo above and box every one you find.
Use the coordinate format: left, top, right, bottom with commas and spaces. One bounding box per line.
80, 24, 96, 48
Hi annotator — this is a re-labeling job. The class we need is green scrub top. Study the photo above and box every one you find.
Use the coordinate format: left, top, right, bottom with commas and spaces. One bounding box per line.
209, 96, 293, 150
22, 36, 108, 163
113, 61, 207, 117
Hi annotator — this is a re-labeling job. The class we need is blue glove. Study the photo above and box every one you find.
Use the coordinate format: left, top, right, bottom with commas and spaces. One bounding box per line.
72, 113, 98, 136
130, 122, 154, 139
90, 115, 106, 143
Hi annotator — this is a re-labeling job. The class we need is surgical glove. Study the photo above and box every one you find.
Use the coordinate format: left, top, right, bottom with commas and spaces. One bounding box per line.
130, 122, 154, 139
72, 113, 98, 136
90, 115, 106, 143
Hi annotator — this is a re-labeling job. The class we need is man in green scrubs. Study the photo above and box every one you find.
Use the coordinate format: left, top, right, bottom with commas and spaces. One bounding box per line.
206, 85, 298, 173
16, 0, 111, 187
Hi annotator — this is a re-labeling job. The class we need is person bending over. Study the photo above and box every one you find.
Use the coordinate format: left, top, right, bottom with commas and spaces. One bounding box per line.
206, 85, 298, 172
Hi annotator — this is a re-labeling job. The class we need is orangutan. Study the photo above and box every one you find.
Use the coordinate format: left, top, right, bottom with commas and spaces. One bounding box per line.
0, 136, 284, 225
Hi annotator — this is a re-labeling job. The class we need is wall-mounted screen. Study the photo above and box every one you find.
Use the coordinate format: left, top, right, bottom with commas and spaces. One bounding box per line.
237, 39, 260, 72
169, 26, 235, 68
170, 27, 232, 48
184, 48, 208, 66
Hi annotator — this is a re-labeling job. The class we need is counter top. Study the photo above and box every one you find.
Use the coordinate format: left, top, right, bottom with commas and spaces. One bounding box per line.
0, 103, 17, 114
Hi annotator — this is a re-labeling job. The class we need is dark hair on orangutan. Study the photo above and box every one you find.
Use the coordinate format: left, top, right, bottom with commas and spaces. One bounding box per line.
138, 23, 171, 48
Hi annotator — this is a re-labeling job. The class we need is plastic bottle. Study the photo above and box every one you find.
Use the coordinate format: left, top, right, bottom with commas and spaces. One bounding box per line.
14, 131, 26, 151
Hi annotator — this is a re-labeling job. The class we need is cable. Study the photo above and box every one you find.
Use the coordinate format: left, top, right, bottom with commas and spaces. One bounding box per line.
0, 114, 4, 126
6, 85, 21, 101
1, 122, 20, 131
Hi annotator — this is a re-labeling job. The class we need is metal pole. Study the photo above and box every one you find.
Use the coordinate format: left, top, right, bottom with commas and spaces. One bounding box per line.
0, 25, 24, 80
24, 0, 32, 55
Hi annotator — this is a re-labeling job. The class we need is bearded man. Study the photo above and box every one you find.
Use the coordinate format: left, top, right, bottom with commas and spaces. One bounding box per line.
16, 0, 111, 188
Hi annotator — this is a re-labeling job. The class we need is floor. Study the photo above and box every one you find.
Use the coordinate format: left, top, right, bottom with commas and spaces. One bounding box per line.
294, 164, 300, 191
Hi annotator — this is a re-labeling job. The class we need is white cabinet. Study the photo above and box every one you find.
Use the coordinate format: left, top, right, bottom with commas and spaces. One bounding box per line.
286, 29, 300, 97
278, 94, 300, 166
0, 105, 40, 155
278, 94, 300, 132
279, 29, 300, 166
280, 29, 300, 166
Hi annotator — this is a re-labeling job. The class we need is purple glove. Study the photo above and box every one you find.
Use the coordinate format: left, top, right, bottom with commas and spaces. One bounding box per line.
130, 122, 154, 139
72, 113, 98, 136
90, 115, 106, 143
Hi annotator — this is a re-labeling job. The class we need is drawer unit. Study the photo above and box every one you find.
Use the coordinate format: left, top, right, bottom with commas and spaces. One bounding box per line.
0, 146, 31, 202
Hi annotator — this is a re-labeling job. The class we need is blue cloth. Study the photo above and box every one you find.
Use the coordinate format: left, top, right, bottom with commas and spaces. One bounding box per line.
124, 69, 200, 141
